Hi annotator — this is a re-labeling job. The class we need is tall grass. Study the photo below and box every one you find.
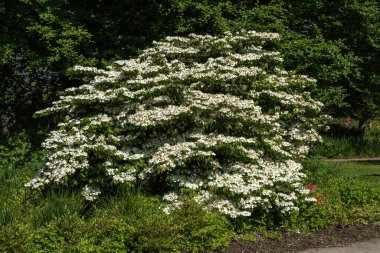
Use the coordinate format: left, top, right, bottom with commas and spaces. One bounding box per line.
313, 136, 380, 158
31, 190, 86, 227
0, 187, 19, 226
0, 131, 45, 226
313, 119, 380, 158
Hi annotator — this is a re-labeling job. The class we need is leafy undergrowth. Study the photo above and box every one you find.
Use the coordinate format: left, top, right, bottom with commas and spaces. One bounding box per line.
1, 194, 233, 253
1, 133, 380, 252
297, 159, 380, 228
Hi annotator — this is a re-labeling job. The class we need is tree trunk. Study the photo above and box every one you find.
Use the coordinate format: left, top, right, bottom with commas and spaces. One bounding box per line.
358, 118, 367, 137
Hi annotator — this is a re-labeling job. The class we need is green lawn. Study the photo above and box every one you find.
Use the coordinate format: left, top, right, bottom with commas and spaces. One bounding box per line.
324, 161, 380, 191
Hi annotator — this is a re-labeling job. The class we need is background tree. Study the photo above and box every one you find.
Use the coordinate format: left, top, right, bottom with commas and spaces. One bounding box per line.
283, 0, 380, 129
1, 0, 379, 135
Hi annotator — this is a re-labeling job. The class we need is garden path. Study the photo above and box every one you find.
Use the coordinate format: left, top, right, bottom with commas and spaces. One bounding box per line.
299, 238, 380, 253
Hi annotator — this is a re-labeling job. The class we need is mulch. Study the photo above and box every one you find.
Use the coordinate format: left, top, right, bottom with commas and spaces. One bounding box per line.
221, 223, 380, 253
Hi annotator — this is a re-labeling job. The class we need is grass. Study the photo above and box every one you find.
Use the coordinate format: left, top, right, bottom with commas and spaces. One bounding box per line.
323, 160, 380, 191
313, 136, 380, 158
31, 189, 86, 227
313, 118, 380, 158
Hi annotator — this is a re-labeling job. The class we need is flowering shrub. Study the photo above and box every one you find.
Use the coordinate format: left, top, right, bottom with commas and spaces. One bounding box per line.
27, 31, 327, 218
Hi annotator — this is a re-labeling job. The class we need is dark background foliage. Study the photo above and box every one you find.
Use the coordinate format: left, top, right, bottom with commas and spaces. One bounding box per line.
1, 0, 379, 135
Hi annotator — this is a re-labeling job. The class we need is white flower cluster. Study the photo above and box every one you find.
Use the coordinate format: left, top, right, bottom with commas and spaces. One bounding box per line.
81, 185, 101, 201
27, 31, 326, 218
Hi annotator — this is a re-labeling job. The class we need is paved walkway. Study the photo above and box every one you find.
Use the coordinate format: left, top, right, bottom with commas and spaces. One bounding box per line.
300, 238, 380, 253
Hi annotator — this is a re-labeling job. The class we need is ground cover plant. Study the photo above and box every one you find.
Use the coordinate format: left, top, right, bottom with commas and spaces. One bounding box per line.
295, 159, 380, 228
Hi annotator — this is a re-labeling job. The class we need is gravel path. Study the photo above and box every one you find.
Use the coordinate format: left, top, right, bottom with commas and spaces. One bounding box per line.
299, 238, 380, 253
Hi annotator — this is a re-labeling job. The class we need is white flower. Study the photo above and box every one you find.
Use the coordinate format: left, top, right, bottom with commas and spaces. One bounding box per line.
81, 185, 101, 201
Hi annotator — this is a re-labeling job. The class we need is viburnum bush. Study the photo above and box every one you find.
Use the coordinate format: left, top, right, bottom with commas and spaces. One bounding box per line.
27, 31, 327, 218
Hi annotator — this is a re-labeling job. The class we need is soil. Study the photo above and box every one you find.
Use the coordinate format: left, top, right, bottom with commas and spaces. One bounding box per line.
222, 223, 380, 253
